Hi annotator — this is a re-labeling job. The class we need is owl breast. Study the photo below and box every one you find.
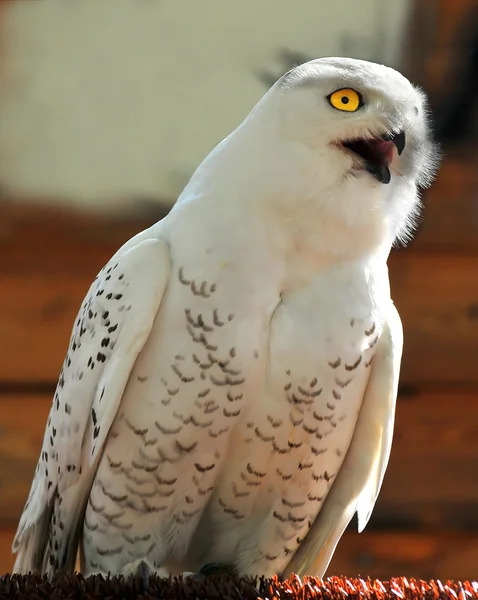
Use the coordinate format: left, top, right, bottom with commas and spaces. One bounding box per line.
181, 266, 385, 576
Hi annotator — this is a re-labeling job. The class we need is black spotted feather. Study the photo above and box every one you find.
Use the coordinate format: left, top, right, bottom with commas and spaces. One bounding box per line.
12, 235, 171, 575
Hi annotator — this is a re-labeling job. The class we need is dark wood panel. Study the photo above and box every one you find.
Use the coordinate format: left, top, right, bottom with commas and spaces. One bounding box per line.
372, 390, 478, 529
415, 0, 475, 95
0, 202, 159, 276
0, 396, 50, 526
2, 392, 478, 529
0, 526, 477, 579
411, 153, 478, 252
328, 530, 478, 580
0, 274, 90, 382
389, 253, 478, 386
0, 529, 14, 576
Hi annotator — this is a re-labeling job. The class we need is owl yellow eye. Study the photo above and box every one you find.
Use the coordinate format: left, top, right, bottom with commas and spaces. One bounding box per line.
327, 88, 362, 112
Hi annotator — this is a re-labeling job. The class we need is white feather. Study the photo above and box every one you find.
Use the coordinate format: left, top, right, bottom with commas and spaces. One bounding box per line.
283, 302, 403, 578
13, 235, 171, 574
12, 57, 438, 579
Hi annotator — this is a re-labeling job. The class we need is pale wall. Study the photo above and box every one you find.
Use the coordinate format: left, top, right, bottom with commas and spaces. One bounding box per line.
0, 0, 411, 212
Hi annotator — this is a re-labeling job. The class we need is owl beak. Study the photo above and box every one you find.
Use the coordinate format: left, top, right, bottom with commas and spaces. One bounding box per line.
387, 130, 406, 155
341, 129, 406, 185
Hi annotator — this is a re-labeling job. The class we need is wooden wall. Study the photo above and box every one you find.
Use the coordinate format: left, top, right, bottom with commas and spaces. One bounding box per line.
0, 147, 476, 580
0, 0, 477, 581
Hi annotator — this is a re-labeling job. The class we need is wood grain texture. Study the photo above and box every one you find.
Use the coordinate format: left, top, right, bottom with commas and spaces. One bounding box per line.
415, 0, 475, 95
0, 201, 159, 276
0, 395, 50, 527
389, 253, 478, 386
0, 273, 90, 382
2, 392, 477, 529
372, 390, 478, 529
0, 528, 13, 576
0, 526, 477, 579
411, 153, 478, 252
328, 530, 478, 580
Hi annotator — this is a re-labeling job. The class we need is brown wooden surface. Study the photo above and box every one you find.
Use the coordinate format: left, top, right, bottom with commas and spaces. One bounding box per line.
390, 253, 478, 387
329, 531, 478, 580
411, 152, 477, 252
410, 0, 475, 96
0, 530, 13, 576
373, 390, 478, 530
1, 391, 477, 530
0, 201, 160, 276
0, 526, 477, 579
0, 395, 50, 527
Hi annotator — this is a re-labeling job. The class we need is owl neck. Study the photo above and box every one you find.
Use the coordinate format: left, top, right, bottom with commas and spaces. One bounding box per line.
175, 108, 396, 268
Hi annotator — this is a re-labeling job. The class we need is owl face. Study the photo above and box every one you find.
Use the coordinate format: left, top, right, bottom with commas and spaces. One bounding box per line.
276, 57, 438, 191
180, 57, 440, 252
243, 56, 440, 246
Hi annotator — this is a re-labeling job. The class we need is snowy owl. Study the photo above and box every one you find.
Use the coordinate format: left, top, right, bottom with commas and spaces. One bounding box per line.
13, 57, 438, 582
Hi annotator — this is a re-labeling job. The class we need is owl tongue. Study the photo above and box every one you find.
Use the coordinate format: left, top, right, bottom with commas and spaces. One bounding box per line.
342, 131, 405, 185
364, 139, 394, 184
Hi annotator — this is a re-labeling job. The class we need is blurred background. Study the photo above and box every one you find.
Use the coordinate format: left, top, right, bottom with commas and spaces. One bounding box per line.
0, 0, 477, 581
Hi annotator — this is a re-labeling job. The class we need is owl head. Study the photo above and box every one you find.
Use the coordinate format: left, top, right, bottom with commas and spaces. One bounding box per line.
181, 57, 440, 255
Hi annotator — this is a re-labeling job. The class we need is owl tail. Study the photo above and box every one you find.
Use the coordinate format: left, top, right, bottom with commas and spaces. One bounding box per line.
13, 483, 88, 576
13, 503, 53, 574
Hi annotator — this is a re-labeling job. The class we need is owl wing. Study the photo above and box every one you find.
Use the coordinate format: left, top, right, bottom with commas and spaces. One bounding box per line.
284, 302, 403, 578
12, 234, 171, 575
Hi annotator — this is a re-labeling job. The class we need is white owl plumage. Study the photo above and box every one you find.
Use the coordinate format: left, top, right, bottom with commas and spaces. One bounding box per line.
12, 57, 438, 581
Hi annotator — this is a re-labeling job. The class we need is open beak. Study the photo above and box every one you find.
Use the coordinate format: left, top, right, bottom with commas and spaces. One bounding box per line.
341, 130, 406, 184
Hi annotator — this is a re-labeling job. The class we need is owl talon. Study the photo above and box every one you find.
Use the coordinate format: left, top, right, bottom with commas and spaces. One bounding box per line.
199, 562, 237, 577
184, 562, 237, 581
136, 560, 150, 591
120, 558, 168, 591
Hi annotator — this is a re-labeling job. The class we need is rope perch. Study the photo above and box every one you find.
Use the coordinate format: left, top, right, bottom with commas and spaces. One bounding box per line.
0, 574, 476, 600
